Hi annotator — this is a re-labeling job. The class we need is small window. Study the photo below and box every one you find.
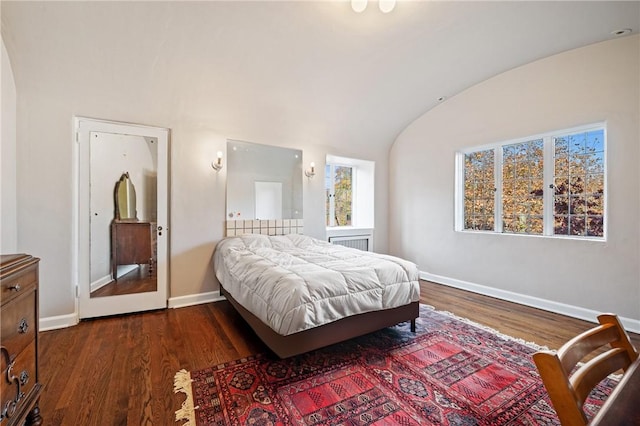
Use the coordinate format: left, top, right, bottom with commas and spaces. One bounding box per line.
325, 155, 374, 230
456, 124, 606, 239
326, 164, 353, 227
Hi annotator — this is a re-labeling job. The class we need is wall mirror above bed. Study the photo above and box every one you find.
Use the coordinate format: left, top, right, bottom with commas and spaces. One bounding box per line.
226, 139, 303, 220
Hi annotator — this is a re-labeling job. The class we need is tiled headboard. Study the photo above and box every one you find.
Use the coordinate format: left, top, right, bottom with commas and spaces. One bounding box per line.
225, 219, 304, 237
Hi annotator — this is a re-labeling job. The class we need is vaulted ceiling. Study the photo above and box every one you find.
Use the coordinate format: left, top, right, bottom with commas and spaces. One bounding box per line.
2, 1, 639, 152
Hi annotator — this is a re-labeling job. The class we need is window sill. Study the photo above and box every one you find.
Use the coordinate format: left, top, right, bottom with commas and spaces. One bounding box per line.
326, 226, 374, 237
456, 229, 606, 242
326, 226, 373, 231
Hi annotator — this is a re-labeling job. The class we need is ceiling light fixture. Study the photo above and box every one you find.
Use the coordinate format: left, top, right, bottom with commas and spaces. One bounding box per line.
351, 0, 367, 13
379, 0, 396, 13
351, 0, 395, 13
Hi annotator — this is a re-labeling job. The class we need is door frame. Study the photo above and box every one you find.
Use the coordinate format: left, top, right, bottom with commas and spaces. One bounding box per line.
74, 117, 170, 318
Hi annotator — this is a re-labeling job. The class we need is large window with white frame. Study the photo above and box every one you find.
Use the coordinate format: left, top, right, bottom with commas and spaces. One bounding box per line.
456, 123, 606, 239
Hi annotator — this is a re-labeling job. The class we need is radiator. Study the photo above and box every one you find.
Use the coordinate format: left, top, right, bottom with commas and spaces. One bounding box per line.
328, 234, 372, 252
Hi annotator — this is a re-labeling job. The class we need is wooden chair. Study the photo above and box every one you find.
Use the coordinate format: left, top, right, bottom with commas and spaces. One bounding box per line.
533, 314, 639, 426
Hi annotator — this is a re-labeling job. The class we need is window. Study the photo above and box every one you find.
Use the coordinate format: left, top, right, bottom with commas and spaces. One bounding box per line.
553, 130, 605, 237
456, 124, 605, 239
464, 149, 494, 231
502, 139, 544, 234
326, 164, 353, 227
325, 155, 374, 229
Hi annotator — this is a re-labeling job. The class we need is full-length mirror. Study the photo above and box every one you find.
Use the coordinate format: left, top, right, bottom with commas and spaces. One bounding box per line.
89, 132, 158, 298
77, 118, 168, 319
226, 140, 303, 220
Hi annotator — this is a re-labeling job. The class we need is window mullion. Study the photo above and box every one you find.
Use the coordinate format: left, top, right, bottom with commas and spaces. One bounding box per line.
494, 147, 503, 233
454, 153, 465, 231
329, 165, 336, 227
351, 168, 357, 226
332, 165, 337, 227
543, 136, 554, 236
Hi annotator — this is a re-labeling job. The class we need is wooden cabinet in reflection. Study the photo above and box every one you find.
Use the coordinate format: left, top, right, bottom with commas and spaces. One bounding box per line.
110, 221, 153, 280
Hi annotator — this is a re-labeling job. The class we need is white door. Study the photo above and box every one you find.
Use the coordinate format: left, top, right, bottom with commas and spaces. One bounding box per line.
76, 117, 169, 318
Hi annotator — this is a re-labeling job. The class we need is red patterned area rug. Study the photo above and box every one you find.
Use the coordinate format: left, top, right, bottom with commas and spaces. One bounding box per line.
174, 306, 617, 425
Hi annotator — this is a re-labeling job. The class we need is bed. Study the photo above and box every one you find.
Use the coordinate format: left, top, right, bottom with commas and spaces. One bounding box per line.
213, 233, 420, 358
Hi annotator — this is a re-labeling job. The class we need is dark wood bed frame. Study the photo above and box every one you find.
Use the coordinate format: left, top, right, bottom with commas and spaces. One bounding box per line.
221, 284, 419, 358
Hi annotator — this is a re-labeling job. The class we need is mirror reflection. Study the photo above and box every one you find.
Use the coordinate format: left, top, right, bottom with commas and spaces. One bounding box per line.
226, 140, 303, 220
115, 172, 137, 221
89, 132, 158, 298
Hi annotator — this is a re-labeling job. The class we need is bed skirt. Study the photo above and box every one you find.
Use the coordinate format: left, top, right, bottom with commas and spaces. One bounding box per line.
221, 284, 419, 358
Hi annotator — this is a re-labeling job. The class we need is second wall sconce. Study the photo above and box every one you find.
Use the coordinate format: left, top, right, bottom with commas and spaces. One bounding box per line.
212, 151, 223, 171
305, 162, 316, 178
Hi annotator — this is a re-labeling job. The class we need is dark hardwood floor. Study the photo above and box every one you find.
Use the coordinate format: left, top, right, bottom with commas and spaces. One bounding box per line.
38, 280, 640, 425
90, 264, 156, 298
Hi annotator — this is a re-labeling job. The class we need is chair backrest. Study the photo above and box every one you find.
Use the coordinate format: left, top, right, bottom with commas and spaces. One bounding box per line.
533, 314, 639, 426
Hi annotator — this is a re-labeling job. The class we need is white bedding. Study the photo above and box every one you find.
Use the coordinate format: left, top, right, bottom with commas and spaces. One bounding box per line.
214, 234, 420, 336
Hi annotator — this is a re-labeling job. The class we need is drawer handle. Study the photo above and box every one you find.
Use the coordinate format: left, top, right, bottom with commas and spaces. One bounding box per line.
0, 355, 25, 421
19, 370, 29, 386
17, 318, 29, 334
8, 283, 21, 292
3, 400, 17, 420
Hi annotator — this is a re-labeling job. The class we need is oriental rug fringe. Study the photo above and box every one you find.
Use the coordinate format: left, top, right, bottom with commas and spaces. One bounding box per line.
174, 305, 617, 425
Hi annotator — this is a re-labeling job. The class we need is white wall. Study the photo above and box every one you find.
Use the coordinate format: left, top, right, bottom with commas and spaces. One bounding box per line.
390, 35, 640, 324
1, 54, 390, 322
1, 38, 17, 253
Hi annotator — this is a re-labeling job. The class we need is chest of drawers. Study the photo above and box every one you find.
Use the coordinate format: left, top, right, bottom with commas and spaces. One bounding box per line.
1, 254, 42, 426
111, 221, 153, 280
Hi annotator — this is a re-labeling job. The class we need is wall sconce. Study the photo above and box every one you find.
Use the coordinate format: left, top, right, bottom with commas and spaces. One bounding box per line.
305, 162, 316, 178
212, 151, 223, 172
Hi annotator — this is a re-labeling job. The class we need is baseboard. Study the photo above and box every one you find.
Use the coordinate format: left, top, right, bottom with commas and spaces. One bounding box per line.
90, 274, 113, 293
40, 312, 79, 332
168, 291, 225, 309
42, 277, 639, 334
420, 271, 640, 334
90, 265, 139, 293
39, 292, 224, 330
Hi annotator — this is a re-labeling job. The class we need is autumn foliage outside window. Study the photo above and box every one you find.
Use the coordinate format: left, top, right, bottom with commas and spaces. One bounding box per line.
502, 139, 544, 235
326, 164, 353, 227
553, 130, 605, 237
459, 125, 605, 238
464, 150, 495, 231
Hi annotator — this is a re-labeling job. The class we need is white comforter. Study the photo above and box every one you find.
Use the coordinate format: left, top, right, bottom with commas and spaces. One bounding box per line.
214, 234, 420, 336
